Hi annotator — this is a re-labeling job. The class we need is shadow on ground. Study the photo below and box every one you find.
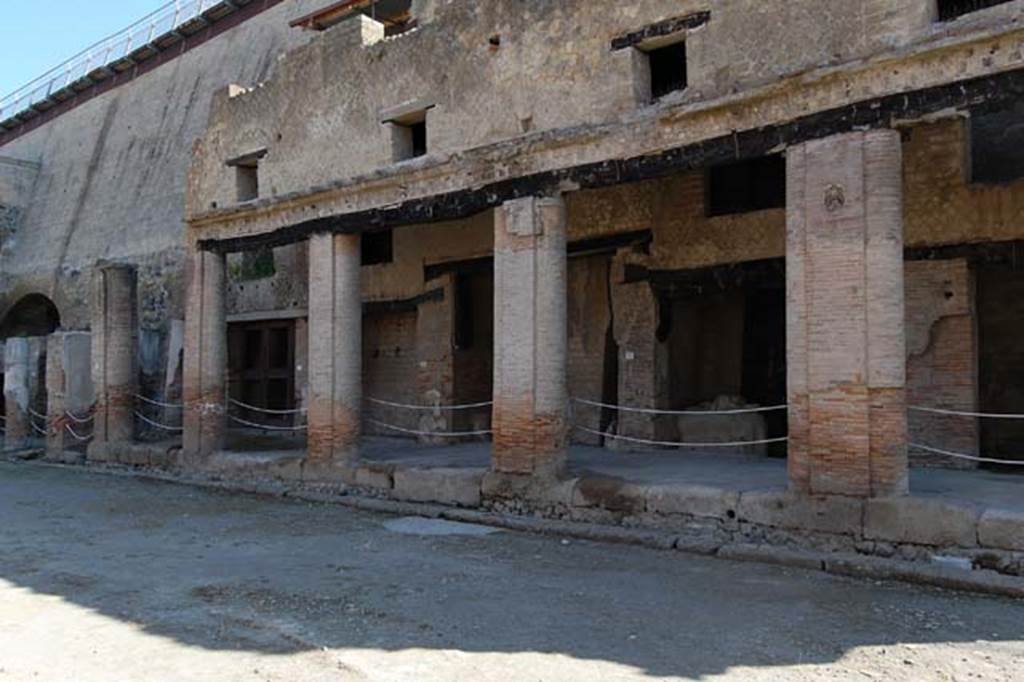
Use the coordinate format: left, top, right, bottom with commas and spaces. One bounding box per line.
0, 461, 1022, 679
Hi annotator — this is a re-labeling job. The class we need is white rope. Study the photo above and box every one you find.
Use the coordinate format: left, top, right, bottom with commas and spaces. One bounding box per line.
64, 423, 93, 442
366, 418, 492, 438
65, 410, 94, 424
134, 411, 183, 432
571, 397, 787, 416
228, 414, 307, 432
910, 442, 1024, 466
229, 397, 307, 415
30, 420, 48, 437
909, 406, 1024, 420
366, 397, 493, 412
27, 407, 47, 421
136, 394, 183, 410
573, 424, 789, 449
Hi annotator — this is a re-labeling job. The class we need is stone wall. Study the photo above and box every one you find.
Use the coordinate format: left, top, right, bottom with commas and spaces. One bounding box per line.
0, 0, 326, 389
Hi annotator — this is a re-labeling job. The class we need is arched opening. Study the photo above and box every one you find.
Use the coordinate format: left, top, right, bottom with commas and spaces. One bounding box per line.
0, 294, 61, 338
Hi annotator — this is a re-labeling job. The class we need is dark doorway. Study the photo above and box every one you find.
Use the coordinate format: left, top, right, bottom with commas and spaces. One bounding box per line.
658, 260, 787, 455
977, 266, 1024, 468
453, 270, 494, 434
228, 320, 296, 426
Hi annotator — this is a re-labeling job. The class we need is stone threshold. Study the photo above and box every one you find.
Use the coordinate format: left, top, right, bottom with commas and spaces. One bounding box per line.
8, 446, 1024, 599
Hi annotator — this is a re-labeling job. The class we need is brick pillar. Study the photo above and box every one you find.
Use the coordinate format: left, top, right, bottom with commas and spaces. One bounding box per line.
492, 196, 568, 477
4, 338, 30, 450
786, 129, 908, 497
182, 249, 227, 463
306, 232, 362, 467
89, 264, 137, 459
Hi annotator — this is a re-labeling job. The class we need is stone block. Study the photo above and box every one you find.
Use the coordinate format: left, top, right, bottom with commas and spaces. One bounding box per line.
571, 476, 646, 513
864, 497, 980, 548
736, 491, 864, 536
392, 467, 485, 507
978, 509, 1024, 552
301, 460, 356, 486
86, 442, 111, 463
718, 543, 826, 571
645, 484, 739, 520
355, 462, 395, 490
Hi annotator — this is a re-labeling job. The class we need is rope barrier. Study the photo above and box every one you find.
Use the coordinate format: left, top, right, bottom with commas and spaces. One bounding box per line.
30, 420, 48, 437
366, 418, 492, 438
135, 394, 183, 410
27, 407, 47, 421
134, 411, 183, 432
573, 424, 788, 449
909, 406, 1024, 420
229, 397, 307, 415
366, 397, 493, 411
64, 423, 93, 442
65, 410, 94, 424
910, 442, 1024, 466
571, 397, 787, 416
228, 414, 307, 432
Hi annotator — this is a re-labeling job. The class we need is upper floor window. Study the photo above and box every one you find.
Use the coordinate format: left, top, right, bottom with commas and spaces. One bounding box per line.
937, 0, 1013, 21
362, 229, 394, 266
613, 12, 709, 106
706, 155, 786, 217
226, 149, 267, 203
383, 103, 433, 162
644, 40, 688, 100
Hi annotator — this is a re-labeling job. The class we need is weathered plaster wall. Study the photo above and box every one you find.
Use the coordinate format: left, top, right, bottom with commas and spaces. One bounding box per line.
905, 259, 978, 468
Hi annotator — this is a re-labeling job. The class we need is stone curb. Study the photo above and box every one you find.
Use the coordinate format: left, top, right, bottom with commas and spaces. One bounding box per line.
6, 457, 1023, 599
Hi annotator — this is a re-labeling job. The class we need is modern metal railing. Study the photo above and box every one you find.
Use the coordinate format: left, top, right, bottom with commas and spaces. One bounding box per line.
0, 0, 225, 121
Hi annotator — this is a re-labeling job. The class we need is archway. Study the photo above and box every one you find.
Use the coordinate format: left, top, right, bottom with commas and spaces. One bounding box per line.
0, 294, 61, 338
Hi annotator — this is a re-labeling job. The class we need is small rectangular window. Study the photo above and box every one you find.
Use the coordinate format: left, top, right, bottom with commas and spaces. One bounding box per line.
707, 155, 786, 217
362, 230, 394, 266
236, 163, 259, 202
937, 0, 1012, 21
390, 114, 428, 161
646, 41, 688, 100
226, 148, 267, 203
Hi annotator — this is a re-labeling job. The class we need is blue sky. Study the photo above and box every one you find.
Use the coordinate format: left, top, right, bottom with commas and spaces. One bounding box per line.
0, 1, 169, 96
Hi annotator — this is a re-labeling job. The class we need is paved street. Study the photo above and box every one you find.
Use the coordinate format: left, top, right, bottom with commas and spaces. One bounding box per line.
0, 462, 1021, 681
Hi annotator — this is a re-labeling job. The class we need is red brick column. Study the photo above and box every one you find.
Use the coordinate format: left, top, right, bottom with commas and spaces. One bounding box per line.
3, 338, 30, 451
786, 129, 908, 497
182, 248, 227, 463
306, 232, 362, 467
89, 264, 136, 459
492, 196, 568, 477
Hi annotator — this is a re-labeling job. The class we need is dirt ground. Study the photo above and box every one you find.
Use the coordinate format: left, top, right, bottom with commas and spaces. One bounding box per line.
0, 461, 1021, 681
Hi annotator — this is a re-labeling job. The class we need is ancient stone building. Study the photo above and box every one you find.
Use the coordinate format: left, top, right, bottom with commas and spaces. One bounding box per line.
3, 0, 1024, 575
